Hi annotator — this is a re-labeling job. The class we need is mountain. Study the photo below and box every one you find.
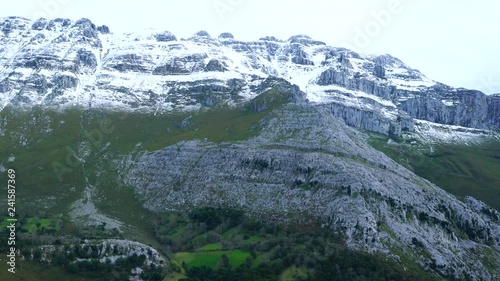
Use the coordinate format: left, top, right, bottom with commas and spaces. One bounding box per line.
1, 16, 499, 136
1, 16, 499, 281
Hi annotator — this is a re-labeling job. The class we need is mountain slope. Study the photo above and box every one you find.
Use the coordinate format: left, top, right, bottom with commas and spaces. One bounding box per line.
122, 83, 500, 280
2, 79, 499, 280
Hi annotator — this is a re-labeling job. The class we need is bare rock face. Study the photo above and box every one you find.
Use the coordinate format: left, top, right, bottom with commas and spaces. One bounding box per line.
488, 95, 500, 127
97, 25, 110, 34
373, 64, 386, 79
76, 48, 98, 68
204, 59, 226, 72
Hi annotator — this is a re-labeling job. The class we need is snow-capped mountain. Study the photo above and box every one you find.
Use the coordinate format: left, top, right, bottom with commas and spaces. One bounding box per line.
1, 16, 498, 139
2, 16, 500, 281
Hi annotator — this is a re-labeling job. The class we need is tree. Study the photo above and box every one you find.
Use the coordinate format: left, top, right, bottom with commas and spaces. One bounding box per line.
33, 249, 42, 261
219, 254, 230, 270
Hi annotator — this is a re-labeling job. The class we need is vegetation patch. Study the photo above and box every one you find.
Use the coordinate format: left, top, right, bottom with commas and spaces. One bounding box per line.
279, 266, 309, 281
369, 134, 500, 211
24, 218, 62, 234
199, 243, 223, 251
175, 249, 250, 270
157, 207, 443, 281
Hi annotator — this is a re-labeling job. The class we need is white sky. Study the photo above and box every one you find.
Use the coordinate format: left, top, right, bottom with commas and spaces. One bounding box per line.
2, 0, 499, 94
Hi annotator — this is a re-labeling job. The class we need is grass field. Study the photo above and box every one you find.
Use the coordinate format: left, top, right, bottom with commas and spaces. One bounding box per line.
0, 217, 62, 234
24, 218, 62, 234
369, 134, 500, 210
174, 249, 250, 269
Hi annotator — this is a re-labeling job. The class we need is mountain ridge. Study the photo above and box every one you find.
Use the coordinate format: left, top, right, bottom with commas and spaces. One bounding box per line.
1, 16, 500, 281
1, 16, 499, 139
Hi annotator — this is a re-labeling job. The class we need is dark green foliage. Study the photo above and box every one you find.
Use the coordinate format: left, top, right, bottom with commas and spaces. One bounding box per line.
33, 249, 42, 260
481, 207, 500, 221
180, 248, 440, 281
58, 251, 152, 281
412, 237, 425, 249
155, 208, 443, 281
253, 158, 270, 170
189, 208, 244, 230
312, 249, 437, 281
140, 263, 164, 281
182, 263, 283, 281
418, 212, 430, 222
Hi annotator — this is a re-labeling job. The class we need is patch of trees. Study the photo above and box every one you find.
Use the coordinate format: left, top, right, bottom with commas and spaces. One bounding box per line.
181, 247, 441, 281
156, 207, 441, 281
312, 248, 440, 281
182, 258, 285, 281
189, 207, 244, 230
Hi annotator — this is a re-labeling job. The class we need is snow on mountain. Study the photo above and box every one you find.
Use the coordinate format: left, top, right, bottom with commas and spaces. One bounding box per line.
2, 17, 500, 281
0, 16, 498, 141
413, 119, 500, 144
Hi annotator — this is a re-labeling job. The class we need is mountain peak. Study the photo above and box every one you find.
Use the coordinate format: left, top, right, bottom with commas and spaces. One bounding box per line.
288, 34, 325, 45
193, 30, 211, 37
153, 30, 177, 42
218, 32, 234, 40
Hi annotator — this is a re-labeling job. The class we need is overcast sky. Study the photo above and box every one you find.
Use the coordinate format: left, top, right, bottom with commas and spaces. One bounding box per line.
2, 0, 499, 94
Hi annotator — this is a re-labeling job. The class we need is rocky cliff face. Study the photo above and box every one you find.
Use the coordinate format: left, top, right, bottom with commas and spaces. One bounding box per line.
1, 16, 498, 137
398, 86, 499, 129
488, 94, 500, 127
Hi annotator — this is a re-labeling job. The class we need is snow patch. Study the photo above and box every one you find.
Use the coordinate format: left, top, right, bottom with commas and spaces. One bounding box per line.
413, 119, 497, 144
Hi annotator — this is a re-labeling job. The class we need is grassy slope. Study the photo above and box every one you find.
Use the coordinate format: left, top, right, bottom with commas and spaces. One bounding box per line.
175, 249, 250, 269
2, 88, 492, 280
0, 87, 290, 240
369, 134, 500, 211
0, 88, 293, 280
